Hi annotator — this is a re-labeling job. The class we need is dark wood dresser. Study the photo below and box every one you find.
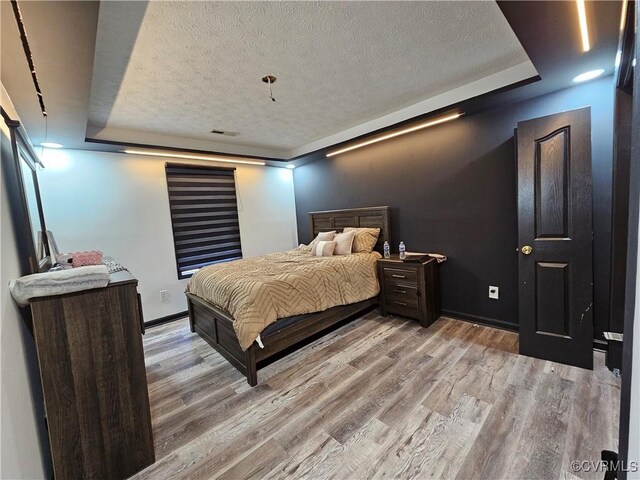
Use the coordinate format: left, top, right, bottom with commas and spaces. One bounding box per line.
30, 270, 155, 479
377, 255, 441, 327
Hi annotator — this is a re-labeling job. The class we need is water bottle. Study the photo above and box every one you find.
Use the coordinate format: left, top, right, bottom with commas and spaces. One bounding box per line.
399, 241, 406, 260
383, 241, 390, 258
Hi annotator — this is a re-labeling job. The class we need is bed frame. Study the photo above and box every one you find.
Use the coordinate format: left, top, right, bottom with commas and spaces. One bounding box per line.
187, 206, 391, 386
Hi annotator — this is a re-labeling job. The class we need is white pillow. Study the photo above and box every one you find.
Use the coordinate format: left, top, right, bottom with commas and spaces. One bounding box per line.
309, 231, 336, 250
333, 230, 356, 255
312, 240, 337, 256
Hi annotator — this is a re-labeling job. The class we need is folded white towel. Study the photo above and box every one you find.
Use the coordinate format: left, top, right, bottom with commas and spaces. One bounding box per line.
9, 265, 110, 306
427, 253, 447, 263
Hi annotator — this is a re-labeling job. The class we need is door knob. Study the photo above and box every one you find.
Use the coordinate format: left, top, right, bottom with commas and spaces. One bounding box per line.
521, 245, 533, 255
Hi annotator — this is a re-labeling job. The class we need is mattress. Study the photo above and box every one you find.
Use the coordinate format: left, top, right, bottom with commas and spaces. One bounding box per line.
186, 246, 381, 350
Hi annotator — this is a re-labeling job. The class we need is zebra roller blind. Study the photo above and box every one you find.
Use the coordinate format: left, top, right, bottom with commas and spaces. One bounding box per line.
165, 163, 242, 279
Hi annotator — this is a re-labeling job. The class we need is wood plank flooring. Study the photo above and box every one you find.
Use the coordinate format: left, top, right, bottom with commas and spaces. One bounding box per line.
133, 312, 620, 480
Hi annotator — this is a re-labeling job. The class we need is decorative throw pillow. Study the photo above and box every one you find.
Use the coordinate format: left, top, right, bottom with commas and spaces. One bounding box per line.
312, 240, 337, 257
333, 230, 356, 255
343, 227, 381, 253
309, 231, 336, 250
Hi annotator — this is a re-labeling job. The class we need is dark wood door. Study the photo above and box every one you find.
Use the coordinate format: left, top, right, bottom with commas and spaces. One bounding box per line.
517, 107, 593, 369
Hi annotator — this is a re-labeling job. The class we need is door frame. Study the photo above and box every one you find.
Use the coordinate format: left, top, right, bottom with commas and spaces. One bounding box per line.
618, 2, 639, 478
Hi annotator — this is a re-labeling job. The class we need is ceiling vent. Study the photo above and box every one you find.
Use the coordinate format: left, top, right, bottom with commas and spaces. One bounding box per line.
210, 129, 240, 137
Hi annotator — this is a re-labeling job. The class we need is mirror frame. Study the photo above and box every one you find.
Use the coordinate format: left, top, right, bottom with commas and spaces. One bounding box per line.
1, 108, 50, 275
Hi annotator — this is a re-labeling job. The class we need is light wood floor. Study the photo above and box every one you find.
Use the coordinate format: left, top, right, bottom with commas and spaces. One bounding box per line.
134, 311, 620, 480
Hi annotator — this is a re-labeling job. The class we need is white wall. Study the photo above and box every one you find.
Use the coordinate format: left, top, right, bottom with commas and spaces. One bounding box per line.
0, 87, 49, 478
37, 150, 298, 320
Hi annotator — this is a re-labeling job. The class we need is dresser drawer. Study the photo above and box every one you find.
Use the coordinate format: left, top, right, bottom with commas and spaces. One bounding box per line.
382, 267, 417, 285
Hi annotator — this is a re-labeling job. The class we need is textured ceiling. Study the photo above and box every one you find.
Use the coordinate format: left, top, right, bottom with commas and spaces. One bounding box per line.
88, 1, 533, 157
1, 1, 99, 149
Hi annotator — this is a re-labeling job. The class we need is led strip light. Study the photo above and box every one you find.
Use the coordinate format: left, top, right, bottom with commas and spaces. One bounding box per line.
123, 149, 266, 166
576, 0, 590, 52
326, 112, 463, 157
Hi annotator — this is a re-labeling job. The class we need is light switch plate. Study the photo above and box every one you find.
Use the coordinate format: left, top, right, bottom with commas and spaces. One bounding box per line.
160, 290, 169, 302
489, 286, 499, 300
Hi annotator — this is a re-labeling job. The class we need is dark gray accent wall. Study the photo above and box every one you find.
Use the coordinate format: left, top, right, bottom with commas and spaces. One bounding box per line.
293, 77, 614, 337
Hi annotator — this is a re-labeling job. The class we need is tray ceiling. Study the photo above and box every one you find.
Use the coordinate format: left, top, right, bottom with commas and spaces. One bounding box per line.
88, 1, 536, 159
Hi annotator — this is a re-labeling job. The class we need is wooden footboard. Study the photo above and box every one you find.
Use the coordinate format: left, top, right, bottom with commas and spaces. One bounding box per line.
187, 293, 258, 385
186, 292, 377, 386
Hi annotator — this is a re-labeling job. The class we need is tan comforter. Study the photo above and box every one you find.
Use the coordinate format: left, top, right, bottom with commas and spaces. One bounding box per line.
186, 247, 382, 350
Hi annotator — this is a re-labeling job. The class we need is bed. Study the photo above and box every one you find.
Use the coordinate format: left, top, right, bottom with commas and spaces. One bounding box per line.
185, 206, 390, 386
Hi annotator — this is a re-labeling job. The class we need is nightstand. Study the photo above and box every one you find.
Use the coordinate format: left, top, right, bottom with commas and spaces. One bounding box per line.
377, 254, 441, 328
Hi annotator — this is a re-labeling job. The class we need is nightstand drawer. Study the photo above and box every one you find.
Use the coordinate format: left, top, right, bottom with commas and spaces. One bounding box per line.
385, 291, 419, 309
385, 283, 417, 295
382, 267, 417, 284
386, 302, 420, 320
384, 283, 418, 303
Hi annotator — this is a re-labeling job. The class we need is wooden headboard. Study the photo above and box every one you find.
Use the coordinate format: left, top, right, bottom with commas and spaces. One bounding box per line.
309, 206, 391, 252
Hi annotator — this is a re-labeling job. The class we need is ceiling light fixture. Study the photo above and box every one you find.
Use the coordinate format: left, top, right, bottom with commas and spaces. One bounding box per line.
286, 164, 295, 169
40, 142, 63, 149
262, 75, 277, 102
572, 69, 605, 83
326, 112, 463, 158
576, 0, 590, 52
122, 149, 266, 166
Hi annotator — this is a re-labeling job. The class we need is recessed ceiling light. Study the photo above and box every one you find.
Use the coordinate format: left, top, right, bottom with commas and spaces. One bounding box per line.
40, 142, 63, 148
286, 164, 295, 169
572, 69, 605, 83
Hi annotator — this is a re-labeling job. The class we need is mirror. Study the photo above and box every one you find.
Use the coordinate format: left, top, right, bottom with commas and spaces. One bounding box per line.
18, 147, 44, 254
1, 109, 50, 274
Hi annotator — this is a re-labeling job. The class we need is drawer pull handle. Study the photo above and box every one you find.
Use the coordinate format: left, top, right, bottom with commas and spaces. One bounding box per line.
391, 274, 406, 279
393, 301, 407, 306
393, 289, 407, 294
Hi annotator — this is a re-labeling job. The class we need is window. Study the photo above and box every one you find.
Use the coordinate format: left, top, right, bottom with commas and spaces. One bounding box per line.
165, 163, 242, 279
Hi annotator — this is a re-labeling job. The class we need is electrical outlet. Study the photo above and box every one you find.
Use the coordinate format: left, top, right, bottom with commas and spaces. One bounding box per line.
160, 290, 169, 302
489, 286, 499, 300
